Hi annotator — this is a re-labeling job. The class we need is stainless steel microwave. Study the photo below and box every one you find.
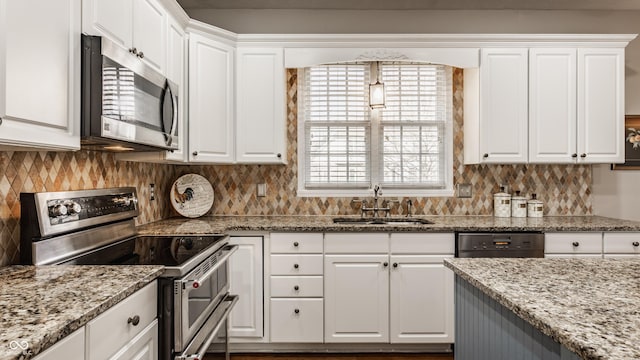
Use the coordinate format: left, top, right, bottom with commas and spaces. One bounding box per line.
81, 35, 179, 152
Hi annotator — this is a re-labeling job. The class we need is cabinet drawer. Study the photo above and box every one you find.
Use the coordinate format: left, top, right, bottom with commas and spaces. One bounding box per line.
34, 327, 85, 360
325, 233, 389, 253
390, 233, 455, 254
86, 281, 157, 360
603, 232, 640, 254
544, 233, 602, 254
271, 233, 323, 253
270, 298, 323, 343
271, 276, 323, 297
270, 254, 323, 275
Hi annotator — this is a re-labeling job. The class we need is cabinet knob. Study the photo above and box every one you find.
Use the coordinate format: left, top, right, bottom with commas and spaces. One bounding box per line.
633, 242, 639, 247
572, 242, 580, 247
293, 241, 299, 247
393, 263, 398, 268
129, 47, 138, 55
0, 117, 3, 126
192, 151, 198, 156
571, 153, 578, 158
293, 263, 299, 269
580, 153, 587, 158
383, 262, 389, 267
294, 308, 300, 314
277, 153, 282, 158
294, 285, 299, 291
483, 153, 489, 158
138, 51, 144, 59
127, 315, 140, 326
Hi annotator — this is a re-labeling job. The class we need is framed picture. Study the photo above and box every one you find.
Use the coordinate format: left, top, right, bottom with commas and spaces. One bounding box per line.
612, 115, 640, 170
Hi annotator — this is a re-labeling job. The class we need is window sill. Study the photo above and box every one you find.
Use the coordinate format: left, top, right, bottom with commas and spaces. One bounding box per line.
296, 187, 455, 198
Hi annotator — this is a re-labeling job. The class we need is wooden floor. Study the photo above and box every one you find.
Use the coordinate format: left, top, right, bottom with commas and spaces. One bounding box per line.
206, 354, 453, 360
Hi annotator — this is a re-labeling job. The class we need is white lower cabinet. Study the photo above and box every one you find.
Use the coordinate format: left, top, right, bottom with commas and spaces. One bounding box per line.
390, 255, 454, 343
270, 298, 324, 342
33, 327, 85, 360
229, 236, 264, 341
324, 254, 390, 343
604, 232, 640, 258
109, 320, 158, 360
544, 232, 603, 258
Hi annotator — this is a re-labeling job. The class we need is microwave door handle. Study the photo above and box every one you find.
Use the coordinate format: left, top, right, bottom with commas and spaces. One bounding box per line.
171, 88, 178, 135
181, 244, 238, 292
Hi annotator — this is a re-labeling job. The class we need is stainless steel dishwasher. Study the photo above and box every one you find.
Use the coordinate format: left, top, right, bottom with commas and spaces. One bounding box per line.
456, 232, 545, 258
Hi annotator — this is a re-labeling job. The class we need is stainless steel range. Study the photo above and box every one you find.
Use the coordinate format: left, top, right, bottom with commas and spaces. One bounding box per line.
20, 187, 238, 360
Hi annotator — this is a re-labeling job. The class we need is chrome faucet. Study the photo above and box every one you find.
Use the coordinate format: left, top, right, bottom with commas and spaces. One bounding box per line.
406, 199, 413, 218
356, 185, 392, 218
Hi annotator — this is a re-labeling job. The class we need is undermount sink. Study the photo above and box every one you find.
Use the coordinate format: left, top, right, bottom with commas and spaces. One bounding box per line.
332, 217, 435, 225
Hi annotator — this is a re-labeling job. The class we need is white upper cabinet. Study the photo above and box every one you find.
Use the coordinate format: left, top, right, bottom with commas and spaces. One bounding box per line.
0, 0, 80, 150
529, 48, 577, 163
83, 0, 167, 74
188, 32, 235, 163
235, 47, 287, 164
577, 48, 625, 163
465, 48, 529, 164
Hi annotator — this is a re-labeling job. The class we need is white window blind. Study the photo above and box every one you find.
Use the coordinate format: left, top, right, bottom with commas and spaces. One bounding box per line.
303, 65, 371, 188
298, 62, 453, 196
380, 64, 452, 188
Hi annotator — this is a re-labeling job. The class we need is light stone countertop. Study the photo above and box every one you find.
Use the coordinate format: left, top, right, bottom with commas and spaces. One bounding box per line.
136, 215, 640, 235
0, 265, 164, 360
445, 258, 640, 360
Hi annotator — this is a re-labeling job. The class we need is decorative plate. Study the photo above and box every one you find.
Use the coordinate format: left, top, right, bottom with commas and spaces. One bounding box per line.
170, 174, 214, 218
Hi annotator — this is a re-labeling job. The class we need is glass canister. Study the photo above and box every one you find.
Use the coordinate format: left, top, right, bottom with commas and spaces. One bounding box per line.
527, 193, 544, 218
511, 190, 527, 218
493, 186, 511, 217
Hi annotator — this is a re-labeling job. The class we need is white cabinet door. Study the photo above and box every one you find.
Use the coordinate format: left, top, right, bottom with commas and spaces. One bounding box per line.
188, 33, 235, 163
529, 48, 577, 163
389, 255, 454, 343
270, 298, 323, 343
110, 320, 158, 360
33, 327, 85, 360
479, 48, 529, 163
229, 236, 264, 340
235, 47, 286, 164
82, 0, 132, 50
0, 0, 80, 150
324, 254, 389, 343
577, 48, 625, 163
132, 0, 166, 74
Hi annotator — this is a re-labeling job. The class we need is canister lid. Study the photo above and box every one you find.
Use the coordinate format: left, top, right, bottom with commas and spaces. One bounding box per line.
528, 193, 542, 204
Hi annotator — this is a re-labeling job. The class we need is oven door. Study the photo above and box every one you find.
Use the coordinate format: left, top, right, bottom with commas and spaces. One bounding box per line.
174, 244, 238, 353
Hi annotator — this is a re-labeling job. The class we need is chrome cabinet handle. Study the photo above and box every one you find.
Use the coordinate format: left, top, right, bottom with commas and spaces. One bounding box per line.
294, 308, 300, 314
294, 285, 299, 291
127, 315, 140, 326
633, 242, 639, 247
572, 242, 580, 247
293, 263, 299, 269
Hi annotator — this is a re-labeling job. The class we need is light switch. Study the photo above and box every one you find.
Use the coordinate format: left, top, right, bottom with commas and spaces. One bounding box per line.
457, 183, 472, 198
257, 183, 267, 197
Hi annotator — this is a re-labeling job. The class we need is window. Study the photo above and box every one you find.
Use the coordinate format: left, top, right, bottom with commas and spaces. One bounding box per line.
297, 62, 453, 197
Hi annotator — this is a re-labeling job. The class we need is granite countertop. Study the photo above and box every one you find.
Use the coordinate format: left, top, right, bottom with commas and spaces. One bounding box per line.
136, 215, 640, 235
0, 265, 164, 360
445, 258, 640, 360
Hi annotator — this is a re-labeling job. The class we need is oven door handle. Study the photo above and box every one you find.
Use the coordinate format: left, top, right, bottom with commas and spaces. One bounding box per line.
181, 244, 238, 292
174, 294, 239, 360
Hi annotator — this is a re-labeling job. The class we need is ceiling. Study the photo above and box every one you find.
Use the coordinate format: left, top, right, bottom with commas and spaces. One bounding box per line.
176, 0, 640, 10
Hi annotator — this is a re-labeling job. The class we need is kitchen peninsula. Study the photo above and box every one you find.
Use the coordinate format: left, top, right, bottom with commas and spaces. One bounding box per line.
445, 258, 640, 360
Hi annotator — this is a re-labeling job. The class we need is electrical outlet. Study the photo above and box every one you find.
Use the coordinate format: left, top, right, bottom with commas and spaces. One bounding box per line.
150, 183, 155, 201
457, 183, 472, 198
257, 183, 266, 197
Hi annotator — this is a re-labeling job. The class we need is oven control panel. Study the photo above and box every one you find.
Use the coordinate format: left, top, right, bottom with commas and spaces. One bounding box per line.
46, 192, 137, 225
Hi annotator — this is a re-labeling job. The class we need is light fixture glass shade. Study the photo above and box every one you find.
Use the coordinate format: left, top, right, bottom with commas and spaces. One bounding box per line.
369, 81, 385, 109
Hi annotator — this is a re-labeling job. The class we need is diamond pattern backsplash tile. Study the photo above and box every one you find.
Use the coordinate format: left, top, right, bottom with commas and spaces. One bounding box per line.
176, 69, 592, 217
0, 68, 592, 266
0, 150, 174, 266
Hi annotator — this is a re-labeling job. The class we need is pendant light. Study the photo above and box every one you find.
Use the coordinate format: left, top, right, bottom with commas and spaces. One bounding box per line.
369, 61, 385, 109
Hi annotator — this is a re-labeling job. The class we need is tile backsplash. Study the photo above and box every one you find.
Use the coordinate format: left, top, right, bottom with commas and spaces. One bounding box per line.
0, 68, 592, 267
177, 69, 592, 217
0, 150, 174, 266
